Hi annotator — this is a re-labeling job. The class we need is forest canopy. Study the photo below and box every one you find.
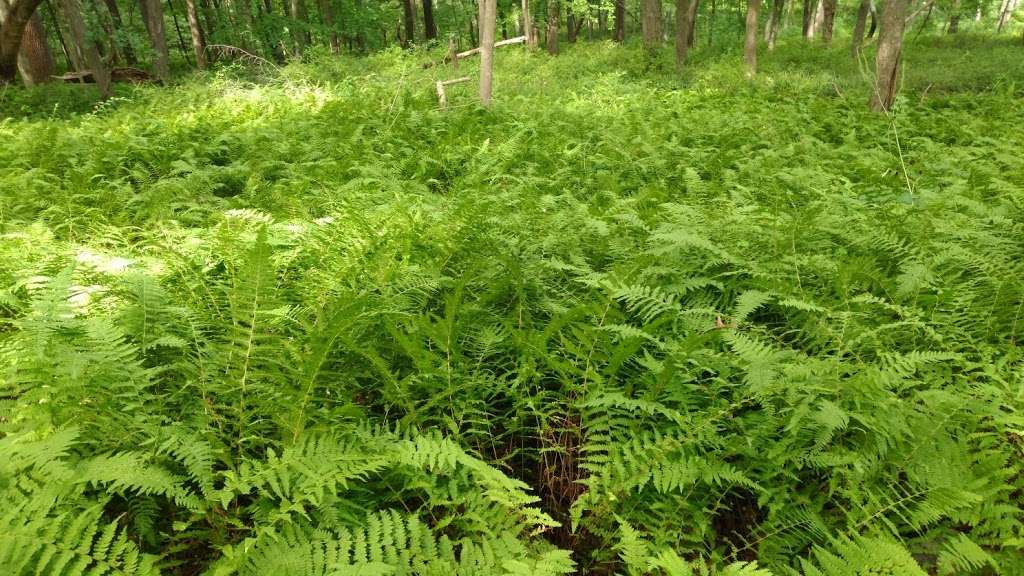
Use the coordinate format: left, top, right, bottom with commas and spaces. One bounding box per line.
1, 0, 1023, 575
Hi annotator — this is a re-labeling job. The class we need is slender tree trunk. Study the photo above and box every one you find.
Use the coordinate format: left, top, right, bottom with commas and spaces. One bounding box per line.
0, 0, 45, 83
641, 0, 661, 46
766, 0, 783, 48
675, 0, 698, 68
319, 0, 339, 52
566, 4, 576, 41
546, 0, 557, 53
62, 0, 110, 95
997, 0, 1018, 32
44, 0, 73, 69
184, 0, 206, 67
867, 3, 876, 36
850, 0, 869, 55
807, 0, 821, 36
522, 0, 534, 46
401, 0, 413, 45
167, 0, 192, 63
139, 0, 170, 81
102, 0, 137, 63
423, 0, 436, 39
801, 0, 811, 35
744, 0, 759, 75
479, 0, 495, 105
708, 0, 716, 45
688, 1, 698, 45
946, 0, 960, 32
869, 0, 906, 111
613, 0, 624, 40
820, 0, 835, 42
289, 0, 307, 54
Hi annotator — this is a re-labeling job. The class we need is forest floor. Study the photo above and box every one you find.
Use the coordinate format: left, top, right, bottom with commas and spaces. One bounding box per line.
2, 36, 1024, 575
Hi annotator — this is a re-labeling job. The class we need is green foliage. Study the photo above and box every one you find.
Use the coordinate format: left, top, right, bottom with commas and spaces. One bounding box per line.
2, 39, 1024, 576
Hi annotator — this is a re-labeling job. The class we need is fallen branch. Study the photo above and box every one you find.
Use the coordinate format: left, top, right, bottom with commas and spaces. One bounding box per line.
423, 35, 526, 69
457, 35, 526, 59
435, 76, 471, 109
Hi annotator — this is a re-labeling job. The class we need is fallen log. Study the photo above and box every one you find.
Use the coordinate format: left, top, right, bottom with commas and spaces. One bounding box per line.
53, 67, 152, 84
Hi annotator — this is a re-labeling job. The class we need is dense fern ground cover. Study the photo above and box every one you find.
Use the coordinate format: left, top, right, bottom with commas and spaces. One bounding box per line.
2, 36, 1024, 575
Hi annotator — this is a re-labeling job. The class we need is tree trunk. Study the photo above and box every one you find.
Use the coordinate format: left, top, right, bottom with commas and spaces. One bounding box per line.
289, 0, 307, 54
62, 0, 111, 96
14, 6, 54, 85
613, 0, 624, 40
946, 0, 959, 32
546, 0, 557, 54
317, 0, 339, 52
709, 0, 716, 45
867, 3, 876, 36
479, 0, 495, 105
766, 0, 783, 49
401, 0, 413, 45
102, 0, 136, 63
522, 0, 534, 47
997, 0, 1018, 32
184, 0, 206, 67
801, 0, 811, 36
688, 1, 698, 45
566, 4, 576, 42
675, 0, 698, 68
139, 0, 170, 81
0, 0, 45, 83
806, 0, 821, 36
850, 0, 869, 55
869, 0, 905, 111
641, 0, 661, 46
423, 0, 436, 39
167, 0, 193, 63
744, 0, 759, 75
820, 0, 835, 42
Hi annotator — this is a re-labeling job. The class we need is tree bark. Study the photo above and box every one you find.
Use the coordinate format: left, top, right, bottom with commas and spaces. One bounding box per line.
801, 0, 811, 35
946, 0, 959, 32
139, 0, 171, 82
423, 0, 436, 39
62, 0, 111, 96
867, 3, 876, 36
851, 0, 869, 55
675, 0, 698, 68
401, 0, 414, 45
102, 0, 136, 63
820, 0, 835, 42
766, 0, 783, 49
479, 0, 495, 105
522, 0, 534, 47
641, 0, 661, 46
546, 0, 557, 54
997, 0, 1018, 32
869, 0, 906, 111
744, 0, 759, 75
566, 4, 576, 42
318, 0, 339, 52
0, 0, 44, 83
289, 0, 307, 54
613, 0, 624, 40
14, 6, 54, 85
184, 0, 206, 68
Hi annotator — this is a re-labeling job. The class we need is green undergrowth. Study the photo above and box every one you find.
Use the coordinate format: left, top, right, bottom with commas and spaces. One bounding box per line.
1, 37, 1023, 575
